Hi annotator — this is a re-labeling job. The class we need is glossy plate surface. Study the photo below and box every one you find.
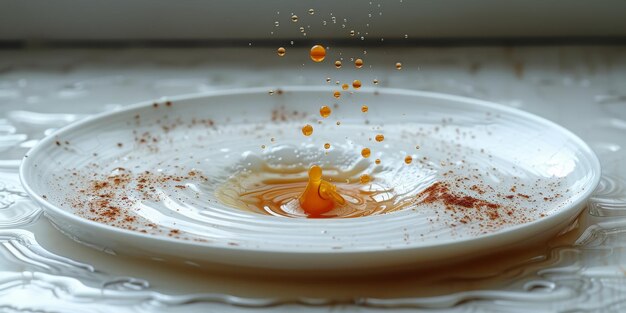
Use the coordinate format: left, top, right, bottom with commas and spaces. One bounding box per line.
20, 87, 600, 271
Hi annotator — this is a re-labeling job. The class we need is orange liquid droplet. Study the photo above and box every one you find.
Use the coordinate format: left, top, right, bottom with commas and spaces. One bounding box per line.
375, 158, 381, 164
375, 134, 385, 142
405, 155, 413, 164
359, 174, 371, 184
277, 47, 286, 56
361, 148, 371, 158
324, 143, 331, 149
395, 62, 402, 70
361, 105, 368, 112
302, 124, 313, 136
299, 165, 345, 216
310, 45, 326, 62
355, 58, 364, 68
352, 80, 362, 89
342, 83, 349, 90
335, 60, 342, 68
320, 105, 331, 118
333, 91, 341, 98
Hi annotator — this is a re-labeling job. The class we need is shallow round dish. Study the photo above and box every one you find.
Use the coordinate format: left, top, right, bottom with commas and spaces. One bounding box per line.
20, 86, 600, 272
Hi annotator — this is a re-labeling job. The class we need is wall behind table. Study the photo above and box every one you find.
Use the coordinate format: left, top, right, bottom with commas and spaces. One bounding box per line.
1, 0, 626, 42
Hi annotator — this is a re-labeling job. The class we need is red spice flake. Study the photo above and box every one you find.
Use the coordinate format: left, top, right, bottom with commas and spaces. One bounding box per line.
165, 101, 172, 107
470, 184, 486, 194
66, 167, 209, 238
92, 181, 109, 190
517, 193, 530, 198
416, 181, 506, 223
419, 182, 500, 210
101, 206, 120, 220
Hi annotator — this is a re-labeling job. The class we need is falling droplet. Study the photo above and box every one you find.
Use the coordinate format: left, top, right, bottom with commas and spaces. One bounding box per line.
404, 34, 408, 39
361, 105, 368, 112
302, 124, 313, 136
333, 91, 341, 98
326, 77, 331, 83
375, 158, 381, 164
308, 8, 315, 15
291, 15, 298, 22
373, 79, 379, 84
268, 90, 274, 95
261, 145, 266, 149
274, 21, 280, 27
352, 80, 362, 89
375, 134, 385, 142
405, 155, 413, 164
361, 148, 371, 158
360, 174, 371, 184
334, 60, 342, 68
310, 45, 326, 62
320, 105, 332, 118
395, 62, 402, 70
342, 83, 349, 90
350, 30, 355, 36
355, 59, 364, 68
324, 143, 330, 149
277, 47, 286, 56
299, 26, 305, 33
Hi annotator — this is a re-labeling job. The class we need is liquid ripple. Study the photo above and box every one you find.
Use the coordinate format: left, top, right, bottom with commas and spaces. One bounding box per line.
589, 175, 626, 217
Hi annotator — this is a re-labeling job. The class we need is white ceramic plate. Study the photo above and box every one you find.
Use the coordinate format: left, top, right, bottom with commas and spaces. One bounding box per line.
20, 87, 600, 272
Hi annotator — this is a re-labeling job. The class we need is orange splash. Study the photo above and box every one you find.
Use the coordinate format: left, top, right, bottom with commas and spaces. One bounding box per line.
299, 165, 346, 215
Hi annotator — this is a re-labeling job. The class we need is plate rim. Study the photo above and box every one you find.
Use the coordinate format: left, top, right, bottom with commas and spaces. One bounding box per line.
19, 86, 602, 255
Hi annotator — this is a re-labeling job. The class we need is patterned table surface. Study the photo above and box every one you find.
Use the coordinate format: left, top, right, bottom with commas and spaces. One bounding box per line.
0, 46, 625, 312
